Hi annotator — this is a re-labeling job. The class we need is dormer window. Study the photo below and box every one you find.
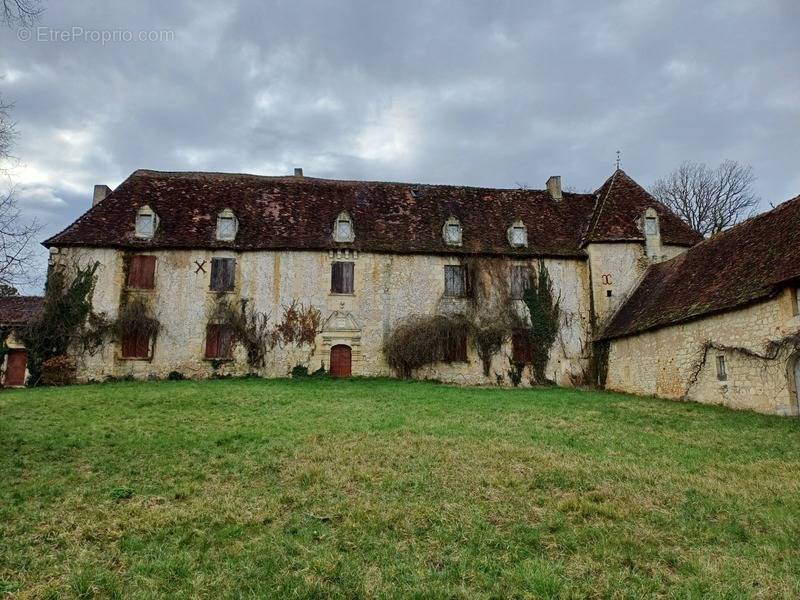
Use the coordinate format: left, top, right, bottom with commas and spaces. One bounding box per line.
333, 211, 355, 243
135, 205, 158, 239
216, 209, 238, 241
507, 220, 528, 248
443, 217, 462, 246
643, 208, 659, 236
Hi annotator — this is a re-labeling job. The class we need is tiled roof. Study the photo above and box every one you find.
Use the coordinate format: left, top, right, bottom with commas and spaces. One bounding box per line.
0, 296, 44, 326
601, 194, 800, 340
44, 169, 700, 257
584, 169, 703, 246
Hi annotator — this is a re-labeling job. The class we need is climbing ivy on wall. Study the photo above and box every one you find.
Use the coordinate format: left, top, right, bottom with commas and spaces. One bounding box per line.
522, 260, 561, 384
21, 261, 100, 385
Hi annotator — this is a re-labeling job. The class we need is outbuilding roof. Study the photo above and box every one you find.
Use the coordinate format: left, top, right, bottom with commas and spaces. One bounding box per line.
0, 296, 44, 327
601, 193, 800, 340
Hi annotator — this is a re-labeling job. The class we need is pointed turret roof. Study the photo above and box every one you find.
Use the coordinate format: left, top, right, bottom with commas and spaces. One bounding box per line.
583, 169, 702, 247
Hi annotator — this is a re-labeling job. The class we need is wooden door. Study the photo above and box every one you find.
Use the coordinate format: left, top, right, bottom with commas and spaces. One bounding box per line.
4, 350, 27, 386
330, 345, 352, 378
795, 357, 800, 407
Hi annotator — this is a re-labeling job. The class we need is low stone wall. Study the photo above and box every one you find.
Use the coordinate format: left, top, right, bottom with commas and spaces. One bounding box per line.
606, 289, 800, 415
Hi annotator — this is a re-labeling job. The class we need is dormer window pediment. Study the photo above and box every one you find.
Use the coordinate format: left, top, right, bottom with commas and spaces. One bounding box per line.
135, 205, 158, 239
333, 211, 355, 243
216, 208, 238, 241
443, 216, 462, 246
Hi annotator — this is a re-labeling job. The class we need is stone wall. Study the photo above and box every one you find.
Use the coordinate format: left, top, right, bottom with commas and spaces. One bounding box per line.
606, 288, 800, 415
53, 246, 593, 386
586, 242, 687, 327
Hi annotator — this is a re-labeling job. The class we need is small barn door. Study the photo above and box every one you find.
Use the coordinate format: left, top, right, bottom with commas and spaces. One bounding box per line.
330, 345, 352, 378
4, 350, 27, 387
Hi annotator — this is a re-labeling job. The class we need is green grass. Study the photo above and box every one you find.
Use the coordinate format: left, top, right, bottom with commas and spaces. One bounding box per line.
2, 378, 800, 598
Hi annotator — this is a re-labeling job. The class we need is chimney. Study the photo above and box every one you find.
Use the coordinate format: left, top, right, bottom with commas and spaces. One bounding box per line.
93, 184, 112, 206
546, 176, 562, 202
294, 167, 303, 177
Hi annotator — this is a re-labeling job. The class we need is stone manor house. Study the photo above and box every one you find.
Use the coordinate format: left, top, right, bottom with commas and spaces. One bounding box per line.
3, 166, 798, 415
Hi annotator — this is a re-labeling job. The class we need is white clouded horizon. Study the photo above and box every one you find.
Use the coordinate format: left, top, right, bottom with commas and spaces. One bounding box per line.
1, 0, 799, 293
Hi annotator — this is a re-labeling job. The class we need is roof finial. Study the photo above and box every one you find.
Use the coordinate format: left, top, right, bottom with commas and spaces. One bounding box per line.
615, 150, 621, 171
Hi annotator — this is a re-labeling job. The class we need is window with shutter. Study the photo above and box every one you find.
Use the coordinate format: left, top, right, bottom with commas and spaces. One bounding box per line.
127, 255, 156, 289
121, 330, 151, 359
512, 329, 533, 364
331, 262, 354, 294
205, 324, 234, 359
444, 265, 467, 297
444, 331, 467, 362
511, 265, 531, 300
210, 258, 236, 291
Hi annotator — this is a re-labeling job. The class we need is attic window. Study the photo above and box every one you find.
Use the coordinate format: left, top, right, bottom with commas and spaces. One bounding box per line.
135, 205, 158, 239
333, 211, 355, 243
443, 217, 462, 246
507, 220, 528, 248
216, 209, 238, 241
645, 216, 658, 235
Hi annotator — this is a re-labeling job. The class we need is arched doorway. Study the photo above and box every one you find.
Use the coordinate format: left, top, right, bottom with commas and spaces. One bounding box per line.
330, 345, 352, 378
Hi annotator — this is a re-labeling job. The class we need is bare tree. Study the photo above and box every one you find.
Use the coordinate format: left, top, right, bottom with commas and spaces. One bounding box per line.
0, 94, 41, 288
650, 160, 760, 237
0, 95, 13, 161
1, 0, 42, 27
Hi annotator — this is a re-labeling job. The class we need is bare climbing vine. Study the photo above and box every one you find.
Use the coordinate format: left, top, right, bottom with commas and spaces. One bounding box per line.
684, 330, 800, 397
210, 298, 321, 370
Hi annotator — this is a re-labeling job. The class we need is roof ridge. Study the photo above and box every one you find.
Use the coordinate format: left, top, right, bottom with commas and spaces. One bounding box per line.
130, 168, 598, 197
661, 191, 800, 256
582, 169, 620, 245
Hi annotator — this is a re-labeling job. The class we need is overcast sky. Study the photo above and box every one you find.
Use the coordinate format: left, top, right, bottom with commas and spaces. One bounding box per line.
2, 0, 799, 293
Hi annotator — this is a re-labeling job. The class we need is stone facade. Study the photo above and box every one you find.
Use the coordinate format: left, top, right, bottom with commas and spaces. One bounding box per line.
606, 289, 800, 415
55, 246, 596, 386
587, 242, 689, 327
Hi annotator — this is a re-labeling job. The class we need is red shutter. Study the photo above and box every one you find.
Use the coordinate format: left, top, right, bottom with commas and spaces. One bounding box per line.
122, 331, 150, 358
128, 255, 156, 289
512, 330, 532, 364
205, 325, 220, 358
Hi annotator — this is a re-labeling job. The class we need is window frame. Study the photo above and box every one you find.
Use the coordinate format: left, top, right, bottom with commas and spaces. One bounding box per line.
210, 257, 236, 292
331, 261, 355, 295
444, 265, 468, 298
507, 220, 528, 248
511, 265, 531, 300
716, 355, 727, 381
121, 330, 152, 360
442, 217, 462, 246
135, 205, 158, 239
216, 210, 238, 241
332, 211, 355, 243
443, 331, 468, 363
793, 287, 800, 316
126, 255, 157, 290
512, 329, 533, 364
205, 323, 235, 360
645, 216, 658, 236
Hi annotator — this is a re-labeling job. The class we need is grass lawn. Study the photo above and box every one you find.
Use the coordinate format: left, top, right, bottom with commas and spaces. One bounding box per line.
2, 379, 800, 598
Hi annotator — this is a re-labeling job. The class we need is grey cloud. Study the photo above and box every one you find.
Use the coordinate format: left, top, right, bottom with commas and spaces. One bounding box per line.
1, 0, 799, 294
